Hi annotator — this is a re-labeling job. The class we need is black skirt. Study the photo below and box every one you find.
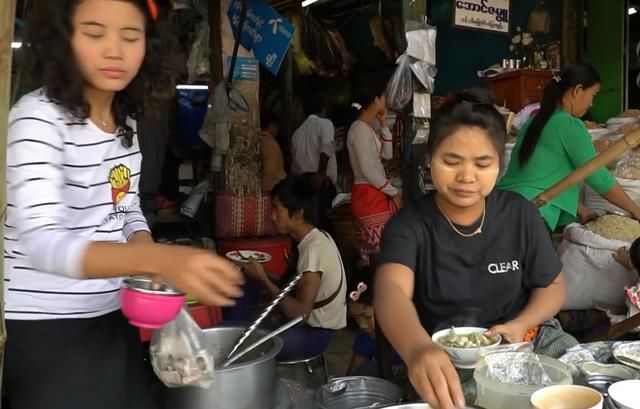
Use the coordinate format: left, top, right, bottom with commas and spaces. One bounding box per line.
3, 310, 157, 409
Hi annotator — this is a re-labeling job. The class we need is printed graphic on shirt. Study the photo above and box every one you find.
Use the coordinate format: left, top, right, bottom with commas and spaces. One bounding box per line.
109, 164, 130, 206
487, 260, 521, 275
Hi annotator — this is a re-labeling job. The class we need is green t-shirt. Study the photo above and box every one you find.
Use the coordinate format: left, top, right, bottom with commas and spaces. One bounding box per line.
498, 109, 616, 230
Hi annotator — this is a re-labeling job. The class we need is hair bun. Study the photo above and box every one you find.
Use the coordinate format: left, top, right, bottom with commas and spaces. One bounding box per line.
455, 88, 496, 106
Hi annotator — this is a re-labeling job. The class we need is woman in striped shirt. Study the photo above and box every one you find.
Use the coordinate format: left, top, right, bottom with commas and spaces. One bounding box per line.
3, 1, 243, 408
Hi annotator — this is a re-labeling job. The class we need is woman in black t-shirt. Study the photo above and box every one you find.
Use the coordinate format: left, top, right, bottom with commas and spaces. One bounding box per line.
375, 91, 573, 409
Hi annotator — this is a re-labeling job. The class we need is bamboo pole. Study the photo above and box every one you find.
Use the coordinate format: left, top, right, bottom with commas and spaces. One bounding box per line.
0, 0, 17, 398
532, 129, 640, 208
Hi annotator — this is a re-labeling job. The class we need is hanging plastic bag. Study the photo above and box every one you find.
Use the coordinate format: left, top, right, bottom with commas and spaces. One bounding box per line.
150, 308, 215, 389
413, 92, 431, 119
180, 180, 210, 218
410, 59, 437, 93
385, 54, 413, 111
187, 21, 211, 82
405, 20, 437, 65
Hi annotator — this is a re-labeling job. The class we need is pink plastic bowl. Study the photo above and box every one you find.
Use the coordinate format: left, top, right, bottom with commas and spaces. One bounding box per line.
120, 278, 185, 329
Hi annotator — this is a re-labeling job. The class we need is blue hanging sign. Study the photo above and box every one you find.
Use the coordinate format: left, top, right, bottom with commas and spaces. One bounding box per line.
227, 0, 296, 76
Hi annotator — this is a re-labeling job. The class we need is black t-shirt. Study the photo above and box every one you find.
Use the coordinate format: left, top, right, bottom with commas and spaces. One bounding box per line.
378, 189, 562, 334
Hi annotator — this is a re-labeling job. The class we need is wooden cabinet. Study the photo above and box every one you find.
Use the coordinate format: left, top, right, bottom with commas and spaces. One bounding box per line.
485, 69, 554, 113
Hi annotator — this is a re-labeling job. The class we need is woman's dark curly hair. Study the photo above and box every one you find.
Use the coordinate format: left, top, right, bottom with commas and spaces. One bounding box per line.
25, 0, 177, 148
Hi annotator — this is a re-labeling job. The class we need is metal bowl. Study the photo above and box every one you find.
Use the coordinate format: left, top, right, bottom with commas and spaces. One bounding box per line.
122, 276, 183, 296
315, 376, 402, 409
613, 342, 640, 370
579, 362, 639, 380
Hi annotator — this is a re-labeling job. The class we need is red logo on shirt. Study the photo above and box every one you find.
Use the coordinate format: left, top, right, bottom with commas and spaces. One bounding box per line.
108, 164, 131, 206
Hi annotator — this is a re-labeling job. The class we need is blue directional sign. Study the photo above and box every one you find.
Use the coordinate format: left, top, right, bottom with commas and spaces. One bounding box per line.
227, 0, 296, 76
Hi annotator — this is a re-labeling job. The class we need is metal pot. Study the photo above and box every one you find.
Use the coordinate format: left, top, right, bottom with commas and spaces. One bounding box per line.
162, 326, 283, 409
316, 376, 403, 409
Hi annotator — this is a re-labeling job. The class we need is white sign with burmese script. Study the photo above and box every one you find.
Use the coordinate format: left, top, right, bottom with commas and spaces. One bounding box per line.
453, 0, 510, 34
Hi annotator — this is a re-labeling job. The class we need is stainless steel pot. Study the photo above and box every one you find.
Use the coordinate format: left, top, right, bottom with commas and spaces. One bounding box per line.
316, 376, 403, 409
162, 326, 283, 409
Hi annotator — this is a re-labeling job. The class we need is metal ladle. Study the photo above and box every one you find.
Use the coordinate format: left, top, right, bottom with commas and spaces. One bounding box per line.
223, 315, 304, 367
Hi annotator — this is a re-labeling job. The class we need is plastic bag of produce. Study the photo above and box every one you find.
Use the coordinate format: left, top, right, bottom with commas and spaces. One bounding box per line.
150, 308, 215, 389
615, 152, 640, 179
584, 177, 640, 216
558, 222, 639, 310
385, 54, 413, 111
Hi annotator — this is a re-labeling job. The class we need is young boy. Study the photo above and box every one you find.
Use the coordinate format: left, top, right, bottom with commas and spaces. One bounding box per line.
242, 174, 346, 360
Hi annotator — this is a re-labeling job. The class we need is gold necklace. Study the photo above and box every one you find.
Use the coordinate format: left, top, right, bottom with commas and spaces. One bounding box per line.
92, 111, 111, 128
436, 199, 486, 238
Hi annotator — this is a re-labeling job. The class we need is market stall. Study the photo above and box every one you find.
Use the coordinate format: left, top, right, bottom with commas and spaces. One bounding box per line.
4, 0, 640, 408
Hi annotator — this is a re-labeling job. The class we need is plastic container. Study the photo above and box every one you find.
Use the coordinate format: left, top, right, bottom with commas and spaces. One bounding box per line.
474, 353, 572, 409
120, 277, 185, 329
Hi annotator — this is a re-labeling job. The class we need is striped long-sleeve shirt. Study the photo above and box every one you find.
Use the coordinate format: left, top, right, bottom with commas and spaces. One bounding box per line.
4, 89, 150, 320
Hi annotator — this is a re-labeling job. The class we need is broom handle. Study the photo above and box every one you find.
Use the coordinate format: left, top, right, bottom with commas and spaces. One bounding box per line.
532, 128, 640, 208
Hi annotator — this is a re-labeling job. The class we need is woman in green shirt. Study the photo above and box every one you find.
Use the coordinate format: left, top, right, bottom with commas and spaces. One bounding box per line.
499, 63, 640, 230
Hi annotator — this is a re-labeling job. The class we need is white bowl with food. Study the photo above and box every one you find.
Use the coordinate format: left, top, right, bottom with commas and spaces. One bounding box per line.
432, 327, 502, 369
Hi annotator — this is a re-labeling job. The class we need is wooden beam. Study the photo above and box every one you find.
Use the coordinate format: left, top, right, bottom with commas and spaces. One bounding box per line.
588, 314, 640, 342
209, 0, 224, 84
0, 0, 17, 394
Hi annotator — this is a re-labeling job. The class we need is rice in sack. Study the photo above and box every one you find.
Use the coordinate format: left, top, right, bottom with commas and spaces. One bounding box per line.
585, 214, 640, 242
559, 221, 639, 310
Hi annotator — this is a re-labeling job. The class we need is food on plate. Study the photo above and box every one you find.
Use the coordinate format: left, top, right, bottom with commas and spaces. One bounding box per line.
584, 120, 603, 129
238, 251, 268, 262
248, 254, 268, 262
620, 109, 640, 118
616, 122, 640, 135
436, 328, 498, 348
227, 251, 270, 263
585, 214, 640, 242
